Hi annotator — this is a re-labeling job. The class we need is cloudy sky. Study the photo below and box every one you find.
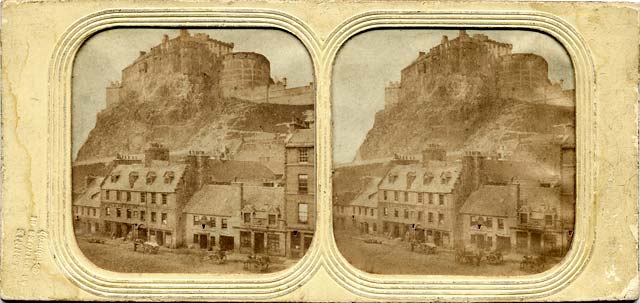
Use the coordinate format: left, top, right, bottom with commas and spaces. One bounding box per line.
72, 28, 314, 158
332, 29, 575, 164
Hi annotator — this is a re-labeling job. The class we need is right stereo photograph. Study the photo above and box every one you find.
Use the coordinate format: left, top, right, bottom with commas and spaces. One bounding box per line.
332, 29, 576, 276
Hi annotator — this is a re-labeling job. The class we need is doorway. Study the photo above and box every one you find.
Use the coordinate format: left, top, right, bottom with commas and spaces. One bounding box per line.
219, 235, 234, 251
254, 232, 265, 254
199, 234, 208, 249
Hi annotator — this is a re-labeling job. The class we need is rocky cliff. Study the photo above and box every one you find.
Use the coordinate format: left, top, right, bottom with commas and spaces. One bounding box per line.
355, 73, 574, 161
76, 75, 312, 162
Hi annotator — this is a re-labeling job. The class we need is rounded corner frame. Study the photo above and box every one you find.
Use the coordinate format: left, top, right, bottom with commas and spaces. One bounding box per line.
320, 10, 597, 301
47, 8, 323, 300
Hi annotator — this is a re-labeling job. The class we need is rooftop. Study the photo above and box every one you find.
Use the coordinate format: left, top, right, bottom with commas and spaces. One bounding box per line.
460, 184, 519, 217
101, 163, 187, 192
184, 184, 241, 216
379, 161, 462, 193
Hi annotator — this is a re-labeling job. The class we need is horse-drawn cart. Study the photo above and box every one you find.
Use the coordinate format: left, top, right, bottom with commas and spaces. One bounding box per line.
133, 239, 159, 254
243, 254, 271, 272
455, 245, 482, 266
520, 255, 546, 272
202, 248, 227, 264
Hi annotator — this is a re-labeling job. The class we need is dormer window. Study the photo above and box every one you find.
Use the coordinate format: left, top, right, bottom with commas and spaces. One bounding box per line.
164, 171, 175, 184
128, 172, 139, 188
110, 172, 121, 183
423, 172, 434, 184
146, 171, 157, 184
388, 174, 398, 183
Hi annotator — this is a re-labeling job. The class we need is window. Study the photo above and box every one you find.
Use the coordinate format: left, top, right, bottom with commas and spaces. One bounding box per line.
92, 208, 97, 216
439, 194, 445, 205
116, 191, 121, 201
221, 218, 228, 229
394, 209, 399, 218
498, 218, 504, 229
126, 192, 131, 202
520, 213, 528, 224
438, 213, 445, 224
161, 213, 168, 225
105, 207, 111, 216
126, 209, 132, 219
140, 211, 145, 221
243, 213, 251, 223
358, 207, 362, 215
428, 212, 434, 223
486, 217, 493, 228
133, 211, 138, 218
545, 214, 553, 226
383, 191, 388, 200
418, 211, 423, 221
106, 190, 111, 200
116, 208, 121, 217
162, 193, 168, 205
470, 216, 477, 226
393, 191, 398, 201
428, 193, 434, 204
404, 192, 409, 202
370, 208, 375, 216
417, 193, 423, 203
151, 212, 157, 222
298, 174, 308, 193
298, 148, 309, 163
268, 214, 276, 225
383, 207, 388, 216
404, 209, 409, 219
210, 217, 216, 227
298, 203, 309, 223
151, 193, 157, 204
141, 192, 146, 203
81, 207, 85, 215
193, 234, 199, 244
193, 215, 200, 226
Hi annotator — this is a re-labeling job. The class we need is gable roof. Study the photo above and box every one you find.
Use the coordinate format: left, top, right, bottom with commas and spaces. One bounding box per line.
378, 161, 462, 193
481, 160, 559, 185
207, 160, 276, 183
101, 163, 186, 192
519, 186, 561, 213
74, 177, 104, 208
184, 184, 241, 216
241, 185, 284, 214
285, 128, 314, 147
350, 177, 382, 208
460, 184, 519, 217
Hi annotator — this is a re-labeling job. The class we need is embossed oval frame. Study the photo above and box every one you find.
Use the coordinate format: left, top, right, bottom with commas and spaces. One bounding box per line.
48, 8, 595, 301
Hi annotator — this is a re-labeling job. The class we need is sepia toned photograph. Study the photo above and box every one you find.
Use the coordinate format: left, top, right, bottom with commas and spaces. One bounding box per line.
71, 28, 315, 273
332, 29, 576, 275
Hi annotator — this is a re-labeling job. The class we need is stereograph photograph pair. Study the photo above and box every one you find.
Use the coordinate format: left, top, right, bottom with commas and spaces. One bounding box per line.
0, 1, 638, 301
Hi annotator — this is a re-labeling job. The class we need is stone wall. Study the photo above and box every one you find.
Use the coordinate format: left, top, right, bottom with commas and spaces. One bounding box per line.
222, 81, 314, 105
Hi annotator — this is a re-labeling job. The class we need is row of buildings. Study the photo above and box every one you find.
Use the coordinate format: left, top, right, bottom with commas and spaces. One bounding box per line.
73, 121, 315, 258
334, 140, 575, 256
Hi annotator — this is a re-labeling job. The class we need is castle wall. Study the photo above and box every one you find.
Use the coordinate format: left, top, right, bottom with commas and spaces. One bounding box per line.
222, 82, 314, 105
106, 85, 121, 108
384, 82, 401, 109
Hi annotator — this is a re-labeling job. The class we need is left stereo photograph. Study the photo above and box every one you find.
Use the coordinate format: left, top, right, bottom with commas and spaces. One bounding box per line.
71, 28, 316, 273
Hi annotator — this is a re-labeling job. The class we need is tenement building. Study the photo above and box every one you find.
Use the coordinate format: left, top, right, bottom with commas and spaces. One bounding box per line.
283, 119, 315, 258
333, 177, 381, 234
100, 144, 194, 248
377, 148, 466, 249
73, 176, 104, 235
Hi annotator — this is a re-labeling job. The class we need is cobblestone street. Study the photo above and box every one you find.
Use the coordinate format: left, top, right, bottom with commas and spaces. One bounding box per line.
334, 231, 557, 276
76, 235, 298, 273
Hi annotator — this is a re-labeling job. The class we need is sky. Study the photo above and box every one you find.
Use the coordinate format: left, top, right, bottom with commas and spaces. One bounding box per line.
332, 29, 575, 164
72, 28, 314, 158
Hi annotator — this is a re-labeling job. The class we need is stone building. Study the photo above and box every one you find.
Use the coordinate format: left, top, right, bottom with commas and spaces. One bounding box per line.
73, 176, 104, 235
335, 177, 381, 234
220, 52, 271, 90
284, 121, 315, 258
237, 185, 287, 256
99, 144, 195, 248
231, 133, 286, 178
183, 184, 241, 251
459, 184, 519, 252
377, 155, 463, 248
